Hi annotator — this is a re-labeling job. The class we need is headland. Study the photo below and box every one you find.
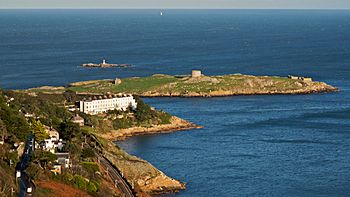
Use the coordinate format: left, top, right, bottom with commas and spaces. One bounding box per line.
0, 89, 199, 196
100, 116, 202, 141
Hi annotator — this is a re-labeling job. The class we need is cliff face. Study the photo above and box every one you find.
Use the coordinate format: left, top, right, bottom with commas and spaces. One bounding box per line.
102, 140, 186, 195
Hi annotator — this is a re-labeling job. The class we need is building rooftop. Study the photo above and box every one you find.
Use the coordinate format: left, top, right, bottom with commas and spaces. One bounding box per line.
71, 114, 84, 121
82, 94, 133, 101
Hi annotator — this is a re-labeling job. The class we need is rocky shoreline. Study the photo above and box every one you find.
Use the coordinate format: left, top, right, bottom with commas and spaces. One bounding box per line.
100, 116, 202, 141
138, 89, 338, 97
102, 145, 187, 196
95, 116, 202, 195
138, 81, 338, 97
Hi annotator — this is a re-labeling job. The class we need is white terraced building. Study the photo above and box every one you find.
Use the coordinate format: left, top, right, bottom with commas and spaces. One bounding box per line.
79, 94, 137, 115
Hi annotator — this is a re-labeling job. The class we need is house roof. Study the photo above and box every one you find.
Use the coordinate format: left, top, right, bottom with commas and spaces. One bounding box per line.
82, 93, 133, 101
44, 126, 59, 136
55, 152, 70, 158
71, 114, 84, 121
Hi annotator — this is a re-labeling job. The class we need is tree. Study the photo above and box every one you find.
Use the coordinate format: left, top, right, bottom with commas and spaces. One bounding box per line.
0, 119, 7, 142
63, 90, 77, 103
0, 93, 31, 141
30, 120, 49, 141
81, 147, 95, 159
58, 121, 81, 141
0, 144, 9, 159
31, 150, 57, 169
5, 151, 18, 166
26, 163, 45, 180
134, 97, 153, 122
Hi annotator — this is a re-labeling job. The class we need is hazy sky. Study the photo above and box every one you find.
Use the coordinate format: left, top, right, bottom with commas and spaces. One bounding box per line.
1, 0, 350, 9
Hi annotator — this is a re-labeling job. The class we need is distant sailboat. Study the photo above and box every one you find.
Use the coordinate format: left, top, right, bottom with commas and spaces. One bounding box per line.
160, 10, 163, 16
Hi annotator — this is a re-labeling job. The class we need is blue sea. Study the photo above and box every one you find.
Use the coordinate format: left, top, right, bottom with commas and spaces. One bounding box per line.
1, 9, 350, 196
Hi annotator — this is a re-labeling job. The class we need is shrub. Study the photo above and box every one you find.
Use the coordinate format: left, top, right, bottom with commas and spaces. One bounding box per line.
72, 175, 99, 193
63, 141, 81, 156
112, 117, 133, 130
73, 175, 87, 189
26, 163, 45, 180
134, 96, 172, 125
58, 121, 81, 141
81, 162, 99, 174
81, 147, 95, 158
31, 150, 58, 169
3, 151, 18, 166
87, 181, 98, 193
158, 111, 172, 124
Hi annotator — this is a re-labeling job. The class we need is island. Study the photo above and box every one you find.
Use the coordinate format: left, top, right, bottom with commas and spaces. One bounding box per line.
26, 70, 338, 97
81, 59, 132, 68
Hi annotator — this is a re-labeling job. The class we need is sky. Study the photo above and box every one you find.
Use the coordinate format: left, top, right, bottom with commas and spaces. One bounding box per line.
0, 0, 350, 9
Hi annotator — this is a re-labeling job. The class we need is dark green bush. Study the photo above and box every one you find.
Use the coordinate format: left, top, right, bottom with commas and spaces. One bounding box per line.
81, 162, 99, 174
73, 175, 87, 189
72, 175, 99, 193
87, 181, 99, 193
112, 117, 133, 130
58, 121, 81, 141
81, 147, 95, 158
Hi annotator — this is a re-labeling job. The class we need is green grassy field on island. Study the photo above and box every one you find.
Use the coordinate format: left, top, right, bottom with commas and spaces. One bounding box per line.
25, 73, 337, 96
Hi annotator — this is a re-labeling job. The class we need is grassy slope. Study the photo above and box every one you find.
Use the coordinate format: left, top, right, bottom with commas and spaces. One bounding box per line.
68, 75, 179, 94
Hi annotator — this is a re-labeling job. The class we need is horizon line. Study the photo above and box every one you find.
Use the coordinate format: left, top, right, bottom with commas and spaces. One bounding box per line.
1, 8, 350, 10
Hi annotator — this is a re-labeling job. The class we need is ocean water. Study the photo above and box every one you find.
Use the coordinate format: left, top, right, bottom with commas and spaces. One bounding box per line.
1, 9, 350, 196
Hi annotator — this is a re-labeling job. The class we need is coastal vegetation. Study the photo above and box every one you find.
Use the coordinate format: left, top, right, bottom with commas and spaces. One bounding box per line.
30, 120, 49, 142
0, 92, 31, 142
0, 90, 29, 195
0, 88, 194, 196
0, 159, 17, 196
26, 73, 338, 97
0, 89, 118, 196
108, 96, 172, 130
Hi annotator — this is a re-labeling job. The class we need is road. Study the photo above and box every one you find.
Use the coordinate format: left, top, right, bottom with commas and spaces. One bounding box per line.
17, 135, 35, 197
97, 155, 135, 197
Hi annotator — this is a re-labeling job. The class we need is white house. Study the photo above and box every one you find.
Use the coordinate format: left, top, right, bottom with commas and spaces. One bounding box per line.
40, 139, 56, 153
79, 94, 137, 115
55, 153, 71, 168
39, 127, 62, 153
